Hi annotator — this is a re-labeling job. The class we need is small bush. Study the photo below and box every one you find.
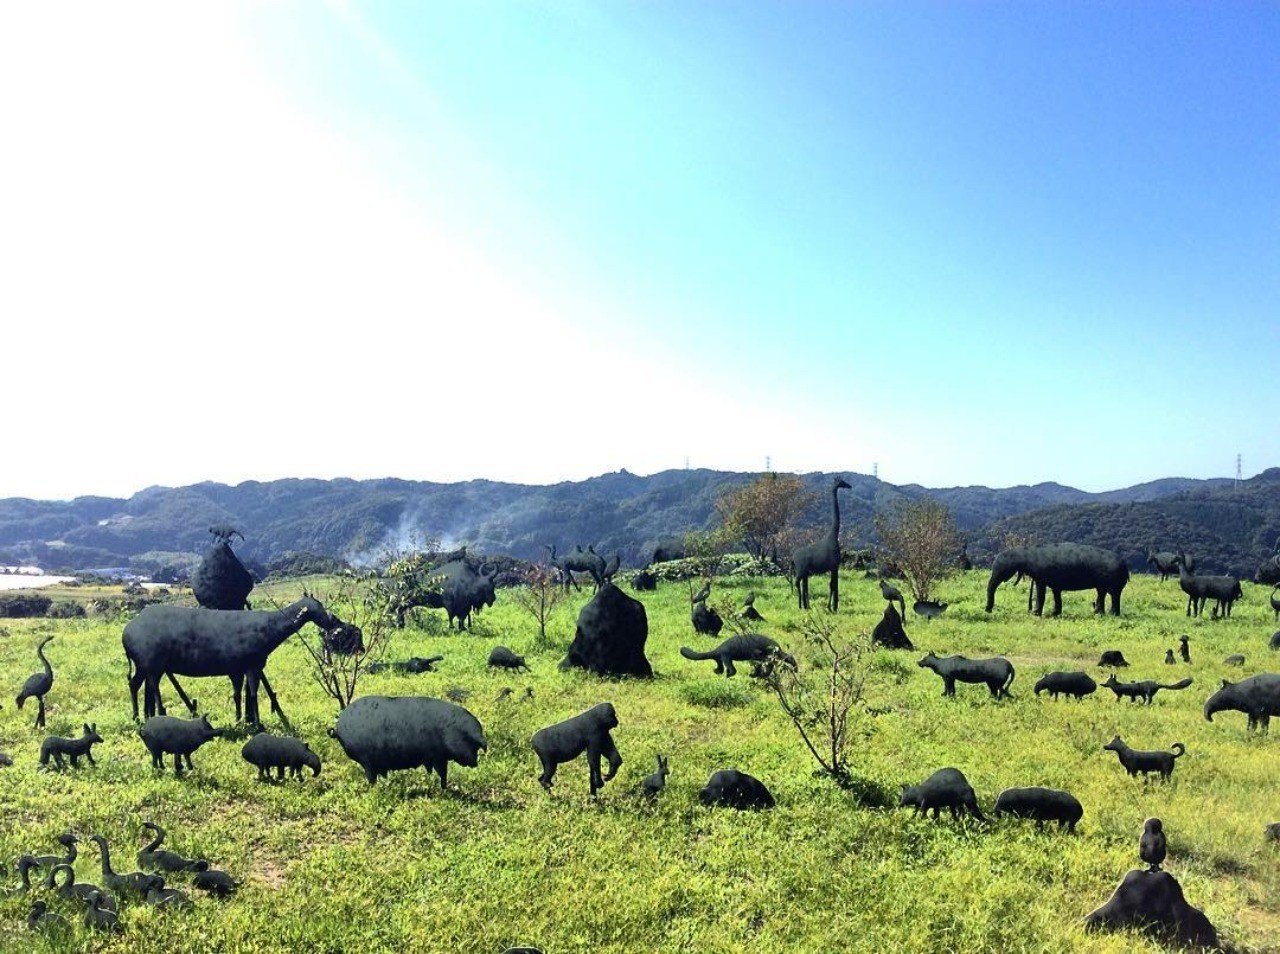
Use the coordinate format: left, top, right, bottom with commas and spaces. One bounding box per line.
0, 594, 53, 618
46, 600, 86, 619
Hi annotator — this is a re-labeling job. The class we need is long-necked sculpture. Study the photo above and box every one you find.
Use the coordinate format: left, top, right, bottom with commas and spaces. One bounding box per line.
791, 476, 850, 611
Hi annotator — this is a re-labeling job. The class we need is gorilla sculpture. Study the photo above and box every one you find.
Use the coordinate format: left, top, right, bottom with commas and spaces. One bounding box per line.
631, 569, 657, 592
790, 476, 850, 611
561, 583, 652, 678
699, 769, 774, 810
985, 543, 1128, 616
1255, 552, 1280, 586
531, 703, 621, 796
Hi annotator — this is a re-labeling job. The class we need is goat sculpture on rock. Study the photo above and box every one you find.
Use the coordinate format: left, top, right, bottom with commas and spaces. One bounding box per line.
123, 595, 337, 725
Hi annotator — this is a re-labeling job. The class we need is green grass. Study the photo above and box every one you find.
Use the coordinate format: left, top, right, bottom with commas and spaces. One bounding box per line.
2, 571, 1279, 952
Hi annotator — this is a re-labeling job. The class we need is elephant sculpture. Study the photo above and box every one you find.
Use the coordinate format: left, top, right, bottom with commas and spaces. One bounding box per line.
985, 543, 1129, 617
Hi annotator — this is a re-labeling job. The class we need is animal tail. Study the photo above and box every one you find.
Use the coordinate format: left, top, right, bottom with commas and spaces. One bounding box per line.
1001, 666, 1016, 696
1170, 742, 1186, 758
679, 647, 714, 662
1160, 678, 1193, 691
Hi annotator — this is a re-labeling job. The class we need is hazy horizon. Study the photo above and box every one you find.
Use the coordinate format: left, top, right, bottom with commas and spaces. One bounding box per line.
1, 461, 1265, 506
2, 4, 1276, 500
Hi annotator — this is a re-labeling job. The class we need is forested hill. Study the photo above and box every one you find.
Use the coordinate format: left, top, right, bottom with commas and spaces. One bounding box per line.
1, 468, 1273, 577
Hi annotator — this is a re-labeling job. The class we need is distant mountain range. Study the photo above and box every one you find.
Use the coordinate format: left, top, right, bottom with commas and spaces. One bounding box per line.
1, 468, 1276, 578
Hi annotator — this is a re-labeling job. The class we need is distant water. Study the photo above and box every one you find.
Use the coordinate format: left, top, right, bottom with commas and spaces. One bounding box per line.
0, 568, 75, 590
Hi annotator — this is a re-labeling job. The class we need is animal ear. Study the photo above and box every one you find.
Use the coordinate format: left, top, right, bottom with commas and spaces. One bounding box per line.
84, 723, 91, 732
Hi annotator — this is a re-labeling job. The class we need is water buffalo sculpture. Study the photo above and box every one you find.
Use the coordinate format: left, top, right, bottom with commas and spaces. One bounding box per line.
986, 543, 1128, 616
123, 596, 338, 724
419, 559, 497, 631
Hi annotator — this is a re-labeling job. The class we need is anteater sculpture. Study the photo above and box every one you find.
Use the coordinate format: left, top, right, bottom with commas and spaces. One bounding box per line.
680, 634, 796, 678
790, 476, 850, 611
1034, 671, 1096, 700
123, 596, 337, 724
1204, 674, 1280, 732
1101, 675, 1193, 705
331, 695, 486, 787
918, 653, 1014, 698
531, 703, 621, 797
899, 768, 985, 821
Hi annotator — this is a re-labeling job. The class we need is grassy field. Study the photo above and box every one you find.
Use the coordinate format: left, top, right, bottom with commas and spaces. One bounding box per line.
1, 569, 1279, 952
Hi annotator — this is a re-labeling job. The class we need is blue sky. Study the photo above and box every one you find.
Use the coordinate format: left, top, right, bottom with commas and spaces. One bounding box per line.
1, 3, 1276, 498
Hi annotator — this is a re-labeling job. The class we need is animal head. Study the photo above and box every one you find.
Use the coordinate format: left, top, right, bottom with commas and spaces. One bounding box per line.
917, 652, 938, 667
58, 832, 78, 847
1179, 634, 1189, 644
1143, 817, 1163, 835
295, 595, 338, 630
1102, 675, 1119, 688
593, 703, 619, 731
82, 723, 103, 744
196, 715, 218, 740
898, 784, 921, 808
1102, 735, 1124, 752
1204, 680, 1239, 721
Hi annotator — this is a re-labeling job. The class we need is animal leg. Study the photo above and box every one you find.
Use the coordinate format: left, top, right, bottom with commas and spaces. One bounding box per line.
435, 759, 449, 789
129, 667, 146, 721
1051, 589, 1063, 617
943, 678, 955, 697
245, 670, 262, 727
173, 753, 184, 777
257, 673, 288, 726
723, 658, 737, 678
603, 738, 622, 782
165, 673, 198, 716
586, 743, 603, 795
231, 673, 244, 722
537, 752, 556, 791
36, 697, 45, 729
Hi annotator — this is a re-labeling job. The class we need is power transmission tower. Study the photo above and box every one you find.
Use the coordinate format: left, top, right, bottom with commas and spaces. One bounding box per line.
765, 456, 771, 473
873, 462, 879, 480
1236, 454, 1243, 485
